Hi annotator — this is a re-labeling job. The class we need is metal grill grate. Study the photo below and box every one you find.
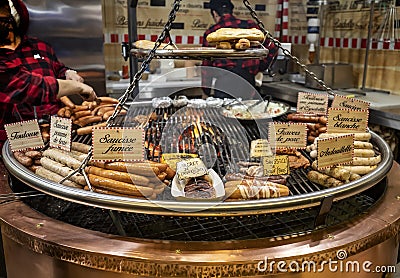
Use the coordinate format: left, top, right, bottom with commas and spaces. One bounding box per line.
18, 180, 380, 241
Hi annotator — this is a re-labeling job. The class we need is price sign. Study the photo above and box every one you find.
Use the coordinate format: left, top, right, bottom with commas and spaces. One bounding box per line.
262, 155, 290, 176
327, 108, 369, 133
5, 120, 44, 151
250, 139, 272, 158
331, 94, 370, 110
269, 123, 307, 149
50, 116, 72, 151
297, 92, 328, 114
161, 153, 198, 171
176, 158, 208, 180
92, 127, 144, 161
317, 134, 354, 169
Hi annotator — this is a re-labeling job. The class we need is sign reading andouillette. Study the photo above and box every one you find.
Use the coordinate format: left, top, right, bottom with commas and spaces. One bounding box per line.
297, 92, 329, 115
327, 108, 369, 133
92, 127, 144, 162
331, 94, 370, 111
50, 116, 72, 152
317, 134, 354, 169
5, 120, 44, 152
269, 123, 307, 149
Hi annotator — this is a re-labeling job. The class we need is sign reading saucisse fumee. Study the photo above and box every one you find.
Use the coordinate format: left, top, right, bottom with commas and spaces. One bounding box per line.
92, 127, 144, 162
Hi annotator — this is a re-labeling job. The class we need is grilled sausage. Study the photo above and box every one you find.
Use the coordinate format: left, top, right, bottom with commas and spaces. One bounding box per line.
88, 174, 153, 197
13, 151, 33, 167
86, 166, 151, 187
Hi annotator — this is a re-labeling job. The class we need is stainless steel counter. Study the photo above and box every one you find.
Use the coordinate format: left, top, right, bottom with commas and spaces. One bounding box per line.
261, 81, 400, 130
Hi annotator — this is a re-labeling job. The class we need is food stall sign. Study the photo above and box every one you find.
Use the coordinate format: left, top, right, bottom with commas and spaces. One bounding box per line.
250, 139, 272, 158
262, 155, 290, 176
176, 158, 208, 180
297, 92, 328, 115
161, 153, 198, 171
92, 127, 144, 162
50, 116, 72, 152
269, 123, 307, 149
317, 134, 354, 169
327, 108, 369, 133
5, 120, 44, 152
331, 94, 370, 110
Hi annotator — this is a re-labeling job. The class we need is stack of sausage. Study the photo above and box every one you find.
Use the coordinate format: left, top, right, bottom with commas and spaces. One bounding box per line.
34, 143, 90, 188
13, 150, 42, 172
86, 160, 175, 199
286, 113, 328, 143
57, 96, 127, 135
307, 131, 381, 187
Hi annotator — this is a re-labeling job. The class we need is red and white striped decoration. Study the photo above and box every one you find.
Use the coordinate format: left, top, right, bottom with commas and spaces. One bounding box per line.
274, 0, 283, 39
281, 0, 289, 43
104, 33, 203, 45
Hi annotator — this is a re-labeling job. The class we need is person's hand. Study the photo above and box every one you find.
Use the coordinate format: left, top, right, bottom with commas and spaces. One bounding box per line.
65, 69, 84, 83
57, 79, 97, 101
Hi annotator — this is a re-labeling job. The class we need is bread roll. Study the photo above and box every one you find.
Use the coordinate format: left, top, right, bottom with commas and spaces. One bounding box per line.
206, 28, 264, 43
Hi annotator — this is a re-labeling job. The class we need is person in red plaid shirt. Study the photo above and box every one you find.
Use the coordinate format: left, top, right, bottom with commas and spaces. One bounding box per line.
0, 0, 97, 150
202, 0, 278, 99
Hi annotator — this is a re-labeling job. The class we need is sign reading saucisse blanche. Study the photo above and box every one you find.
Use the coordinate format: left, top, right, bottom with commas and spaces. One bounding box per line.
92, 127, 144, 162
331, 94, 370, 110
50, 116, 72, 152
317, 134, 354, 169
5, 120, 44, 151
327, 108, 369, 133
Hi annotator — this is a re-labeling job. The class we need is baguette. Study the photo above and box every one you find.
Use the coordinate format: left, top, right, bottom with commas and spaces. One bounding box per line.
88, 174, 153, 197
206, 28, 264, 43
133, 40, 174, 50
225, 180, 289, 199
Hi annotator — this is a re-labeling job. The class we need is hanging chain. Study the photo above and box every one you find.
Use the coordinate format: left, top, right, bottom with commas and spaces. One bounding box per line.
243, 0, 335, 95
60, 0, 182, 187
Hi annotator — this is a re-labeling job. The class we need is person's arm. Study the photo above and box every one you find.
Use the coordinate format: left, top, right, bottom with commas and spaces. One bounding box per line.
0, 63, 96, 105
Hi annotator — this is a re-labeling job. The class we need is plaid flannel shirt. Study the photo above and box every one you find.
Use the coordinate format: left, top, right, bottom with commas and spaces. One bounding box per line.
0, 36, 68, 142
201, 14, 278, 95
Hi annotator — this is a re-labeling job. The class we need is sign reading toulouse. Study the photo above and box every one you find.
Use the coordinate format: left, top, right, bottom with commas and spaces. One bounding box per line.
92, 127, 144, 161
50, 116, 72, 151
327, 108, 369, 133
317, 134, 354, 169
269, 123, 307, 149
4, 120, 44, 151
297, 92, 328, 114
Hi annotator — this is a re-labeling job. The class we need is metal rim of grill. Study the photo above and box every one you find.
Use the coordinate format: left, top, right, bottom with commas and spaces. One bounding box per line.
1, 102, 393, 217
